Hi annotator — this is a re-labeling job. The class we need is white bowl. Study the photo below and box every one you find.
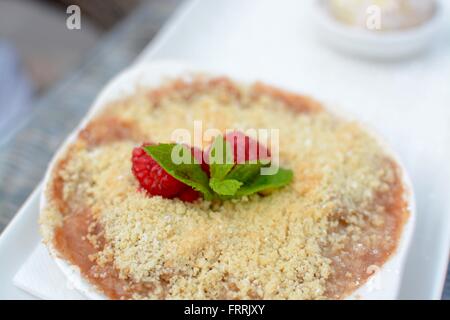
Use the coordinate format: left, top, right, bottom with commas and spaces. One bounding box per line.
41, 60, 416, 300
312, 0, 445, 59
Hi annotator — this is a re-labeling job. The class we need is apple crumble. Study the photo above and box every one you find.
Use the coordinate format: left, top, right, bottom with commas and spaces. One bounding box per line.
40, 77, 409, 299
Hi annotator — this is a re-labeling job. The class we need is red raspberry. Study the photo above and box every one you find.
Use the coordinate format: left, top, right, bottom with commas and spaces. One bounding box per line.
177, 187, 200, 203
224, 131, 271, 164
131, 144, 186, 198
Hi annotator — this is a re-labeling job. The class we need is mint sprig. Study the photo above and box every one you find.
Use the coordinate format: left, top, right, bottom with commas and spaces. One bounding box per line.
208, 135, 234, 180
144, 144, 215, 200
144, 136, 293, 201
235, 168, 293, 196
210, 178, 243, 196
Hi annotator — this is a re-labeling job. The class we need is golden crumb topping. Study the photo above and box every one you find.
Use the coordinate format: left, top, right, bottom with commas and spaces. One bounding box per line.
40, 78, 408, 300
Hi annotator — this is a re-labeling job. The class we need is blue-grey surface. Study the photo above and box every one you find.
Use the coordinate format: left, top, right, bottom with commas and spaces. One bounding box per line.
0, 0, 180, 227
0, 41, 34, 145
445, 275, 450, 300
0, 0, 448, 300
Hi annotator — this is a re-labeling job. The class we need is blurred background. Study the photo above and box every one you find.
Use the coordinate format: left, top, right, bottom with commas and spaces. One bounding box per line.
0, 0, 181, 221
0, 0, 180, 142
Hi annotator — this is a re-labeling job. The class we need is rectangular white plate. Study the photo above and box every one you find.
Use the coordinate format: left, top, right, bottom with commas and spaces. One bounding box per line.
1, 0, 449, 299
0, 186, 41, 299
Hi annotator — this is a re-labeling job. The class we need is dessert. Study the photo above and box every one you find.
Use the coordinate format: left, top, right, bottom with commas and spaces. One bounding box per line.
40, 75, 410, 299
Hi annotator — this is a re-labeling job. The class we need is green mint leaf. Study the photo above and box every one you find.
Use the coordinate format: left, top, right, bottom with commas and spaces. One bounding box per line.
144, 144, 214, 200
209, 178, 243, 196
236, 167, 293, 196
226, 162, 264, 183
209, 135, 234, 181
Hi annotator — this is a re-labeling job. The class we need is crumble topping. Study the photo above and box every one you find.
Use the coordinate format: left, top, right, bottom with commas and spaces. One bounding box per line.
40, 77, 408, 299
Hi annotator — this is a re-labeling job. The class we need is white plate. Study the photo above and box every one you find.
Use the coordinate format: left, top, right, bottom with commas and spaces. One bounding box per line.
0, 186, 41, 299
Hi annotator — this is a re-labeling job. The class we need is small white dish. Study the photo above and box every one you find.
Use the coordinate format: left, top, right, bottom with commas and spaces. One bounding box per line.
312, 0, 445, 59
40, 60, 416, 300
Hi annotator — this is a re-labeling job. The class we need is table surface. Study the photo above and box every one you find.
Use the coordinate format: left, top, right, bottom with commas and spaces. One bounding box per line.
0, 0, 180, 227
0, 0, 448, 299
